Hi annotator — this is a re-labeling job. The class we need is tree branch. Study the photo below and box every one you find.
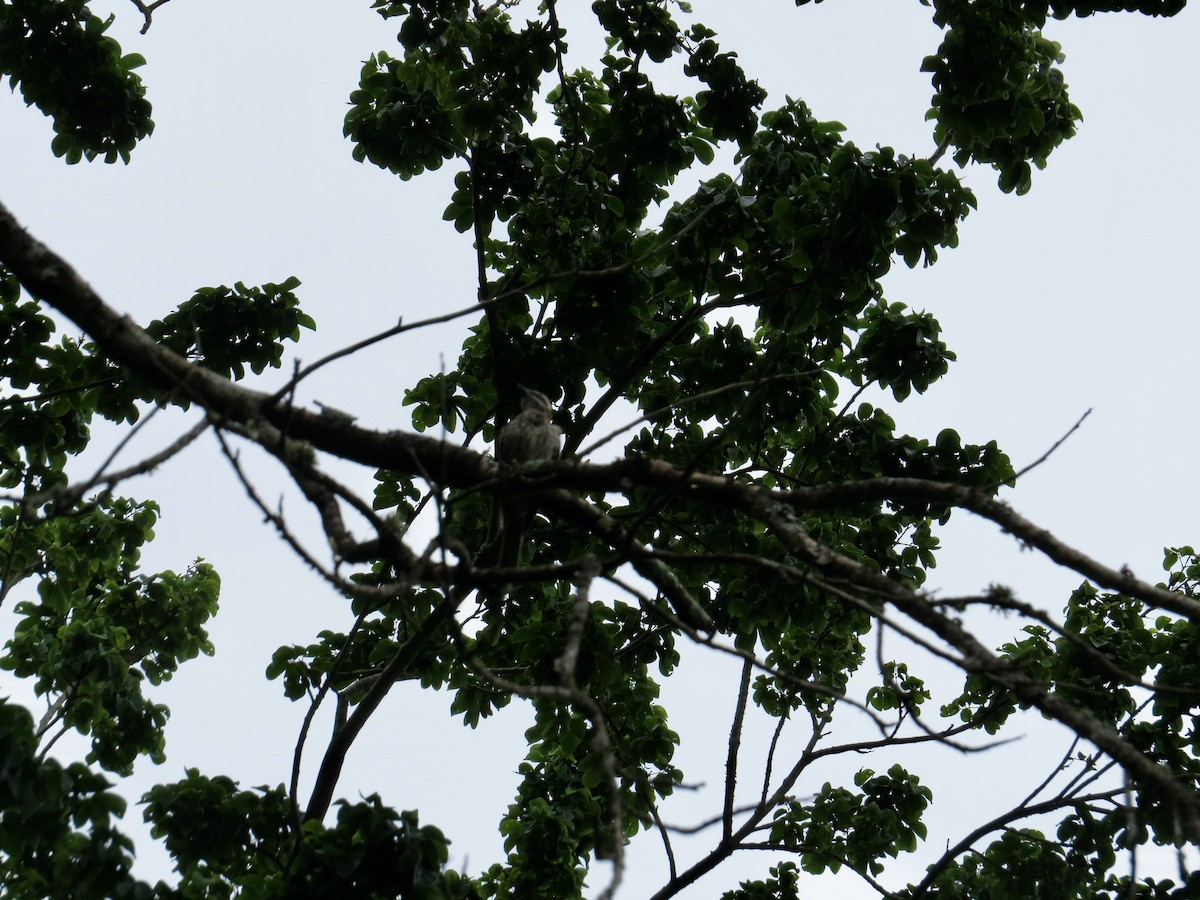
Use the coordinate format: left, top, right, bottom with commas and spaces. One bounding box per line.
723, 659, 752, 842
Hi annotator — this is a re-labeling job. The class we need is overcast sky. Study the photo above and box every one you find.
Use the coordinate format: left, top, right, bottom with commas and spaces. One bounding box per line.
2, 1, 1197, 896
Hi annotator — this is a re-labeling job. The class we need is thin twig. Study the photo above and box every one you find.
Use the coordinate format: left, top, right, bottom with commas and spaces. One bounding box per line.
759, 700, 791, 809
661, 803, 766, 836
266, 300, 498, 406
127, 0, 174, 33
0, 377, 116, 408
648, 801, 679, 880
288, 611, 372, 828
210, 424, 401, 605
34, 412, 209, 512
722, 660, 752, 842
1005, 408, 1092, 485
929, 131, 954, 166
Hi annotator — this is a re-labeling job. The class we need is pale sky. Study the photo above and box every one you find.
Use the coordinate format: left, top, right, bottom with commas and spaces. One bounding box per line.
2, 1, 1197, 897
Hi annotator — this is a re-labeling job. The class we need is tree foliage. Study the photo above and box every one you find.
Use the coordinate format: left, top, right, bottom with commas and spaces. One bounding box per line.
0, 0, 1196, 897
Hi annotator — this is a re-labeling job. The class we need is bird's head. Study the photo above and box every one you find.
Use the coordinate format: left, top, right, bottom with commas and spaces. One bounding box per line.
518, 385, 554, 415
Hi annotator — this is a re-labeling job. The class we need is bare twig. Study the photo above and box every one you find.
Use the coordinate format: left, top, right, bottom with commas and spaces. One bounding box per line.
34, 694, 68, 743
29, 412, 209, 512
648, 801, 679, 881
760, 700, 791, 809
929, 131, 954, 166
722, 660, 753, 842
289, 534, 446, 828
266, 300, 496, 406
661, 803, 765, 836
0, 377, 116, 408
210, 424, 403, 606
288, 611, 371, 827
1006, 408, 1092, 485
127, 0, 174, 33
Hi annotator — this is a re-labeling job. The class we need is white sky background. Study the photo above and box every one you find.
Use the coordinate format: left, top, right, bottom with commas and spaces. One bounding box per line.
1, 0, 1198, 897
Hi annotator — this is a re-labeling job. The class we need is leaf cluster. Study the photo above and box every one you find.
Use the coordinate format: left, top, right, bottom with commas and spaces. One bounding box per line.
769, 765, 933, 877
142, 773, 477, 900
0, 700, 156, 900
145, 277, 315, 381
1, 494, 219, 774
923, 0, 1082, 194
0, 0, 152, 163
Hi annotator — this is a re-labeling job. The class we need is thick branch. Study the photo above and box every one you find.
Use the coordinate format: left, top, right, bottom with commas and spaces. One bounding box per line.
783, 476, 1199, 619
0, 199, 488, 488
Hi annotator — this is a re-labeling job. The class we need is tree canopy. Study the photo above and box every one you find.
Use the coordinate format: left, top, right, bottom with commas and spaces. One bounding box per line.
0, 0, 1197, 898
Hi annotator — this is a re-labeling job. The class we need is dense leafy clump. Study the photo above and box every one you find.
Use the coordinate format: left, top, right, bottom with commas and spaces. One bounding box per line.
0, 0, 153, 163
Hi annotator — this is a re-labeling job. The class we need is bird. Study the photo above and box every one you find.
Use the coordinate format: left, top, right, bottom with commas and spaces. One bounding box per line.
492, 386, 562, 568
